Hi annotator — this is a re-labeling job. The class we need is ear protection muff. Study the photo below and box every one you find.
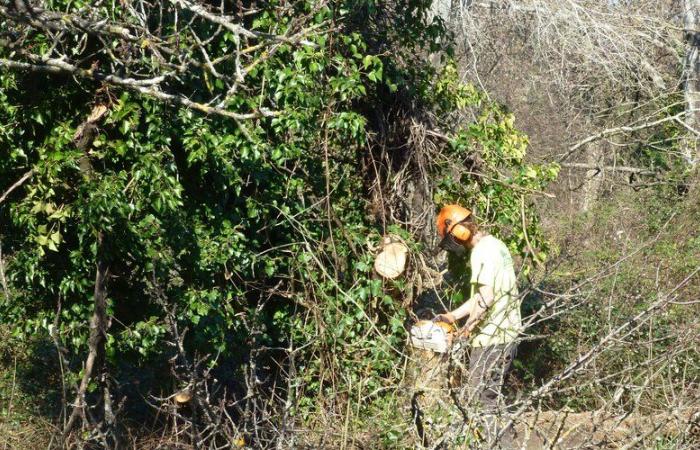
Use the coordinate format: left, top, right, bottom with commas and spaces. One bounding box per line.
448, 220, 472, 242
436, 217, 472, 255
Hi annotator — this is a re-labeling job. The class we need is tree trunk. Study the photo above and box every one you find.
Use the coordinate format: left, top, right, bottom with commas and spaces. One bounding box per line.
62, 237, 110, 438
683, 0, 700, 167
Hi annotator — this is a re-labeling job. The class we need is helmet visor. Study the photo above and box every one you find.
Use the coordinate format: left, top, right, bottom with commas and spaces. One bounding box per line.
434, 232, 467, 255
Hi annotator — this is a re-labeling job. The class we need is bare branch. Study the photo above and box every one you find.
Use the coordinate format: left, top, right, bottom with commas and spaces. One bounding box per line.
169, 0, 318, 47
0, 169, 34, 205
0, 58, 278, 120
560, 162, 658, 175
558, 112, 686, 161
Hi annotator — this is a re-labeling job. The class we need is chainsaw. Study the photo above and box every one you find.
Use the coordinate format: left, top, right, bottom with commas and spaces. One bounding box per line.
410, 320, 459, 353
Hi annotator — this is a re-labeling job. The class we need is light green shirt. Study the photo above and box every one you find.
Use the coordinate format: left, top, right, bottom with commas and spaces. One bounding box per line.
468, 235, 521, 347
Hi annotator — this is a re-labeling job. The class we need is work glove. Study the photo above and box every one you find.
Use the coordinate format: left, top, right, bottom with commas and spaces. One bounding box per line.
433, 312, 456, 324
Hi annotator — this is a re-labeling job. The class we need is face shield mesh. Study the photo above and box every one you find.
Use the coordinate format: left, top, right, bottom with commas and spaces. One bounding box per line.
435, 216, 472, 255
436, 231, 467, 255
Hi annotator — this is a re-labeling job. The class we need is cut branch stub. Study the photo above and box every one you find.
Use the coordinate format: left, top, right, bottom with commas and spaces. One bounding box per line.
374, 240, 409, 279
174, 390, 192, 405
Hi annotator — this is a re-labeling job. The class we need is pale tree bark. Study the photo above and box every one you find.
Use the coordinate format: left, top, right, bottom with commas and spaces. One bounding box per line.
684, 0, 700, 167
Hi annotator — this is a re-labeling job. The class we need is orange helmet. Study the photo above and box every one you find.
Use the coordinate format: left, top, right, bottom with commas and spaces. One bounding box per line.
436, 204, 473, 242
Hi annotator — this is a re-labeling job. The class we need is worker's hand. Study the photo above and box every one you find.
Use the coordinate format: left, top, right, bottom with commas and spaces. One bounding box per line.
455, 326, 471, 339
433, 312, 456, 324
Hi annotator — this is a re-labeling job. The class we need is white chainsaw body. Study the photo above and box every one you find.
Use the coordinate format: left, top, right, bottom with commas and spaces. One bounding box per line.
410, 321, 452, 353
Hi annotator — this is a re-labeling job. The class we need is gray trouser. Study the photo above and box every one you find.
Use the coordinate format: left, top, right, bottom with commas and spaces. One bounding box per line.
468, 343, 517, 449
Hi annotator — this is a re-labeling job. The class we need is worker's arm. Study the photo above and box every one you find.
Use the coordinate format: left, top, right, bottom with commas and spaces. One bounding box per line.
434, 283, 495, 328
460, 283, 495, 336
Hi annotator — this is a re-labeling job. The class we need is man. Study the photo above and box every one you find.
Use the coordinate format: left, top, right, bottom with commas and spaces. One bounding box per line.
433, 204, 520, 449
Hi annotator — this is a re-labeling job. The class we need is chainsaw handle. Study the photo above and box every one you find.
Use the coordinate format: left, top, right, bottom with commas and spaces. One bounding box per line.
432, 312, 456, 324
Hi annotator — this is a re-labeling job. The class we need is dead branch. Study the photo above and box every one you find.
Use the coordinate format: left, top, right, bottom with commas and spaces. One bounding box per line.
498, 266, 700, 442
560, 162, 658, 175
558, 112, 686, 161
0, 169, 34, 205
0, 58, 277, 121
